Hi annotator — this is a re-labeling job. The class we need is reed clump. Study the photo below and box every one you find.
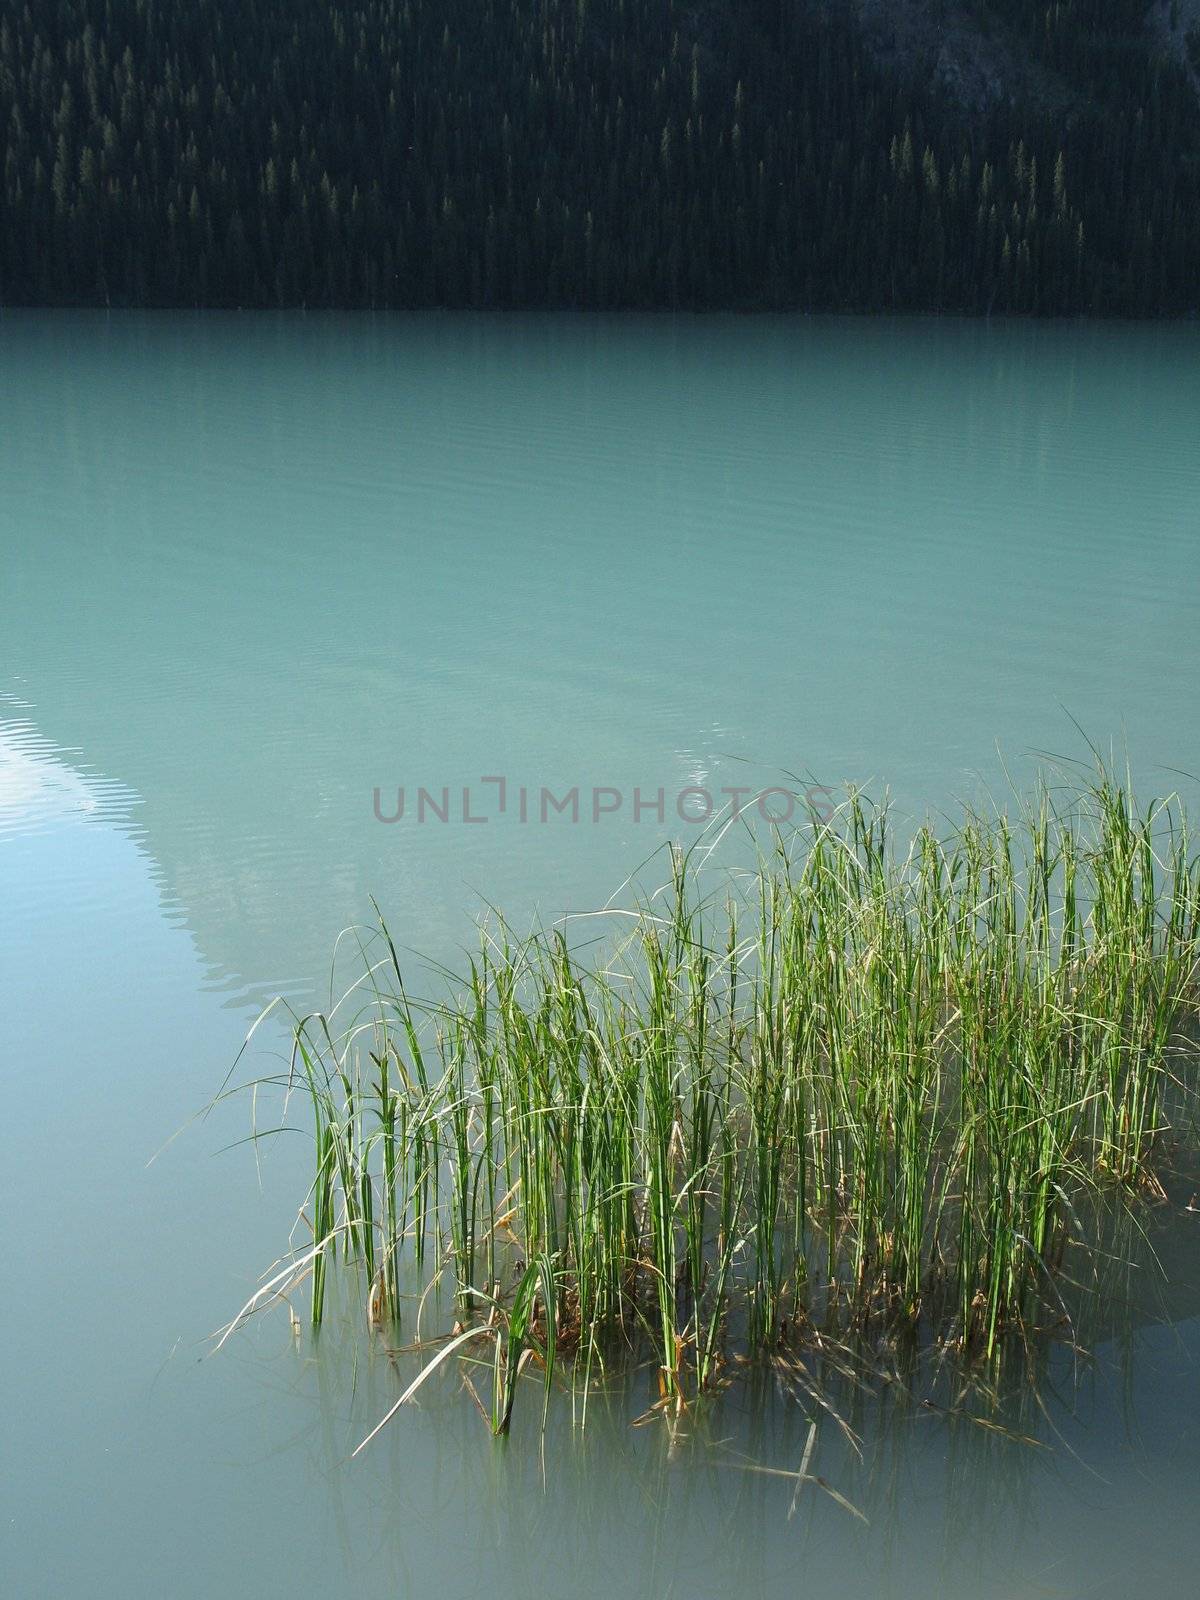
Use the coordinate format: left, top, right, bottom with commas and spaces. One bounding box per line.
233, 772, 1200, 1428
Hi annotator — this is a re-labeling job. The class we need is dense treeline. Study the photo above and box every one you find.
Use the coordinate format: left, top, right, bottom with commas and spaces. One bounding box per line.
2, 0, 1198, 312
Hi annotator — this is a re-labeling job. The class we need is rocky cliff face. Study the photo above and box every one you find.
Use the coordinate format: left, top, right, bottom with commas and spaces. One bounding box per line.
845, 0, 1199, 114
1150, 0, 1200, 93
848, 1, 1069, 113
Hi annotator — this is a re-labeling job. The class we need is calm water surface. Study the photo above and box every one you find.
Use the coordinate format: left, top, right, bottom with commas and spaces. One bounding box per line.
2, 313, 1199, 1598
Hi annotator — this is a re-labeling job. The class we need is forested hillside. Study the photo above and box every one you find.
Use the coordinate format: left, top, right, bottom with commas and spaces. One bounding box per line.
2, 0, 1198, 312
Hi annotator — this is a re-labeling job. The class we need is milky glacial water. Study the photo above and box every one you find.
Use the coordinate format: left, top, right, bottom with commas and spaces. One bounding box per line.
2, 312, 1199, 1599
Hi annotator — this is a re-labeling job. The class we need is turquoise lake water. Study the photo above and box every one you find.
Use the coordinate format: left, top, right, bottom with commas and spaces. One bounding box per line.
2, 312, 1199, 1598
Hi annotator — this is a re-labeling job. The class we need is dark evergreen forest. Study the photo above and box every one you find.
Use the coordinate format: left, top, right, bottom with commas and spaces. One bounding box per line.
3, 0, 1199, 311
